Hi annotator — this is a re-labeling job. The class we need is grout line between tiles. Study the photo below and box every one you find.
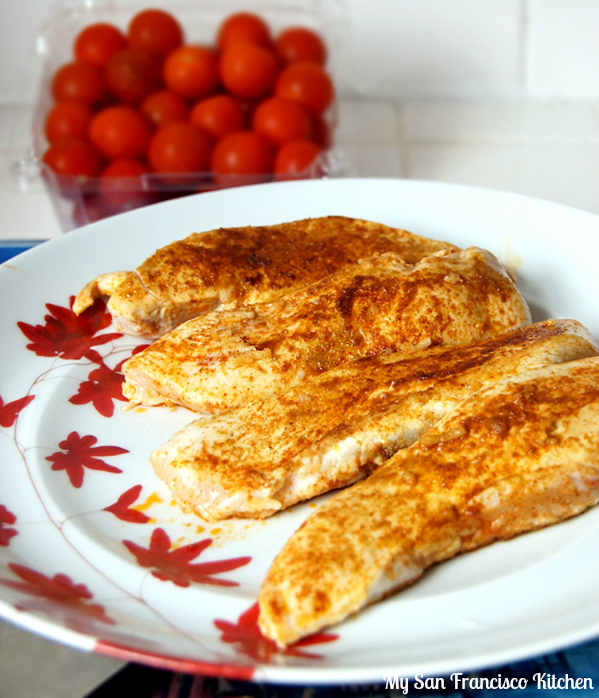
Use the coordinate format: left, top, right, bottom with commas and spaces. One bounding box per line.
405, 135, 599, 147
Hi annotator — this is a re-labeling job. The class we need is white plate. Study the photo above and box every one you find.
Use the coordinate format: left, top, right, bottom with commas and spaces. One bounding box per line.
2, 178, 599, 686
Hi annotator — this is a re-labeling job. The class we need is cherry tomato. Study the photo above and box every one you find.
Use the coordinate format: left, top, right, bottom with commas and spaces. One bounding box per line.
51, 60, 108, 106
74, 22, 128, 66
274, 27, 327, 66
163, 45, 220, 100
105, 47, 163, 105
73, 195, 111, 226
274, 139, 321, 178
101, 158, 150, 178
252, 96, 311, 146
44, 101, 93, 144
42, 137, 103, 177
211, 131, 272, 177
309, 113, 333, 149
217, 12, 272, 51
89, 105, 153, 160
219, 41, 278, 99
148, 122, 212, 173
275, 61, 334, 115
128, 9, 184, 58
141, 90, 189, 127
99, 158, 153, 213
189, 94, 244, 140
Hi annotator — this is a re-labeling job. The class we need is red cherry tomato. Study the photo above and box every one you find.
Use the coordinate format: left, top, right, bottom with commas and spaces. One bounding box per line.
74, 22, 128, 66
128, 9, 184, 58
274, 27, 327, 66
99, 158, 153, 213
309, 113, 333, 149
148, 122, 212, 173
44, 101, 93, 144
89, 105, 153, 160
42, 137, 103, 177
163, 45, 220, 100
189, 94, 245, 139
105, 47, 163, 105
252, 97, 311, 146
101, 158, 150, 178
73, 195, 111, 226
217, 12, 272, 51
275, 61, 334, 115
211, 131, 272, 177
219, 41, 278, 99
141, 90, 189, 127
274, 139, 321, 178
51, 61, 108, 106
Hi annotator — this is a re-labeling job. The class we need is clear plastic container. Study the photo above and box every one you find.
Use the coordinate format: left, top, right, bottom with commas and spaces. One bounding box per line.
25, 0, 350, 231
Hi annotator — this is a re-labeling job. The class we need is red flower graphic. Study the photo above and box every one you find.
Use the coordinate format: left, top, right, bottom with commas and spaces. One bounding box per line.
0, 505, 17, 546
69, 360, 128, 417
104, 485, 151, 524
0, 563, 115, 632
46, 431, 127, 488
215, 602, 338, 662
0, 394, 35, 428
123, 528, 251, 587
18, 296, 122, 364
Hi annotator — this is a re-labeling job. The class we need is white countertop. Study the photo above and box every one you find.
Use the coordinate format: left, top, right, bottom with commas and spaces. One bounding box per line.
1, 95, 599, 697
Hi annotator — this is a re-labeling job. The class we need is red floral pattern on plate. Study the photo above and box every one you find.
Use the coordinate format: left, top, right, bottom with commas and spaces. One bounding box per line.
215, 602, 338, 662
45, 431, 128, 488
0, 505, 17, 547
18, 296, 122, 364
0, 394, 35, 428
69, 359, 129, 417
0, 563, 115, 633
68, 343, 149, 418
104, 485, 151, 524
123, 527, 251, 587
5, 291, 306, 674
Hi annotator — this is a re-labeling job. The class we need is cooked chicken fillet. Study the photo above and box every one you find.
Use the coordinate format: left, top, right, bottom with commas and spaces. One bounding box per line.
258, 356, 599, 648
122, 247, 531, 414
72, 272, 129, 315
73, 217, 459, 337
151, 320, 598, 522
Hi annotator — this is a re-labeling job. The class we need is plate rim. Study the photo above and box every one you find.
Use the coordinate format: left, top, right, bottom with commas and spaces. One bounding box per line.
2, 177, 599, 685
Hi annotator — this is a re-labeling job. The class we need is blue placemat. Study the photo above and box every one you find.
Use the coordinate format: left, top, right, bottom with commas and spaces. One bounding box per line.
0, 239, 44, 263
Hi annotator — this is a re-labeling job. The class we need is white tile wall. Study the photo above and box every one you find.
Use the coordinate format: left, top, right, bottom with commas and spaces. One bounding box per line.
342, 0, 523, 99
0, 3, 46, 104
402, 101, 599, 144
527, 0, 599, 99
333, 98, 599, 215
1, 0, 599, 103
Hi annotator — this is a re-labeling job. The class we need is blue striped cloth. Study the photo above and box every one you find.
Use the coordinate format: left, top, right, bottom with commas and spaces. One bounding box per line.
0, 240, 43, 263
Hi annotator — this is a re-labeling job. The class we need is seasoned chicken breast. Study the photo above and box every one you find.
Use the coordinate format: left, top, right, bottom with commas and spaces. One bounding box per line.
151, 320, 598, 521
258, 356, 599, 648
73, 216, 459, 337
122, 247, 531, 414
